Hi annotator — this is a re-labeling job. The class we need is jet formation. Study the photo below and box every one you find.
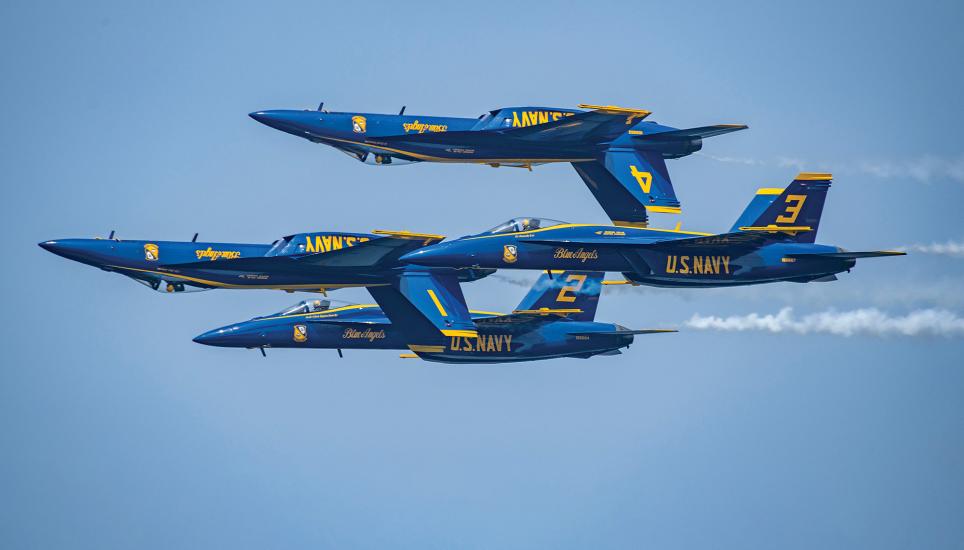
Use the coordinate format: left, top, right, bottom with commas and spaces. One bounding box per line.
41, 102, 904, 363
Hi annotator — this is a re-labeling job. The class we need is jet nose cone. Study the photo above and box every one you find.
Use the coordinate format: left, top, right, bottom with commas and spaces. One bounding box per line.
249, 110, 305, 134
192, 330, 216, 345
38, 239, 91, 262
193, 326, 238, 347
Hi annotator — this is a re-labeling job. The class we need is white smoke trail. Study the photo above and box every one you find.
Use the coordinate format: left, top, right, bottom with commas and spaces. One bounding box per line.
685, 307, 964, 337
899, 240, 964, 257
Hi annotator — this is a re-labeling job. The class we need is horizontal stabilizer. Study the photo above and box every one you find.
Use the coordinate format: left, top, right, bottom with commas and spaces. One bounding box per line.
786, 250, 907, 260
568, 329, 677, 336
632, 124, 747, 142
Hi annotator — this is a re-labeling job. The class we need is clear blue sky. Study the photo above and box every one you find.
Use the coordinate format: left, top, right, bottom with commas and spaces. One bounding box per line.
2, 1, 963, 548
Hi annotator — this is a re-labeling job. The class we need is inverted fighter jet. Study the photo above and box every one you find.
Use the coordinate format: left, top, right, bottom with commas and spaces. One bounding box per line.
250, 103, 747, 226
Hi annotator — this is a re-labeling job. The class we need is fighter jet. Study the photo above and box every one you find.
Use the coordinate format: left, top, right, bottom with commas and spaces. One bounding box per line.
250, 103, 747, 226
193, 270, 674, 363
400, 173, 906, 288
39, 229, 492, 294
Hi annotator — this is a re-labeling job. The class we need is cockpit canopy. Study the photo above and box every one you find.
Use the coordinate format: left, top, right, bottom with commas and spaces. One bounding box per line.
272, 299, 332, 317
484, 217, 567, 235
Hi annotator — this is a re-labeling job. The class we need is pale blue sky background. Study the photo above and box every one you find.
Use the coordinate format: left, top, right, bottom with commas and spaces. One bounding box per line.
3, 1, 963, 548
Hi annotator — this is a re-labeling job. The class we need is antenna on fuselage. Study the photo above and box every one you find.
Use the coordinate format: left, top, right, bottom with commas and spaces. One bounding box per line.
108, 230, 115, 240
399, 105, 406, 115
259, 347, 266, 357
192, 232, 198, 242
337, 348, 343, 358
317, 101, 324, 111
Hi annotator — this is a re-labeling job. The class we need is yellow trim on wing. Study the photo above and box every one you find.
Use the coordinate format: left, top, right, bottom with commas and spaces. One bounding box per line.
577, 103, 652, 120
469, 309, 505, 316
426, 289, 448, 317
441, 329, 478, 338
408, 344, 445, 353
739, 225, 813, 232
602, 280, 630, 285
372, 229, 445, 241
756, 187, 784, 195
398, 353, 420, 359
612, 220, 649, 228
645, 205, 682, 214
513, 308, 583, 316
795, 172, 833, 181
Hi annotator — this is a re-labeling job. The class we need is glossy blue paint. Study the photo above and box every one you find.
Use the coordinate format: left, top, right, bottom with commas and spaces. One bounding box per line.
250, 104, 747, 225
194, 271, 668, 364
400, 176, 905, 288
39, 232, 493, 293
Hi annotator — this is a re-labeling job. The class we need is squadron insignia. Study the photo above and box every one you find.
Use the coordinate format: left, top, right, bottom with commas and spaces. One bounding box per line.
293, 324, 308, 343
144, 243, 159, 262
503, 244, 518, 264
351, 115, 367, 134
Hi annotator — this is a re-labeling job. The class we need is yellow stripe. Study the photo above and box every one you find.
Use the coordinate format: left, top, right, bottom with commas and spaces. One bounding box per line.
612, 220, 649, 228
576, 103, 652, 117
372, 229, 445, 241
441, 329, 478, 338
426, 289, 448, 317
602, 280, 630, 285
408, 345, 445, 353
739, 225, 813, 232
398, 353, 419, 359
645, 205, 682, 214
464, 223, 712, 241
468, 309, 505, 316
795, 172, 833, 181
756, 187, 784, 195
513, 308, 583, 315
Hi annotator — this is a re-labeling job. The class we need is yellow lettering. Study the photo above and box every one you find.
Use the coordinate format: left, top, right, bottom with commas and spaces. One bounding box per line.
305, 236, 316, 253
722, 256, 731, 274
512, 112, 521, 127
312, 235, 324, 252
486, 336, 496, 352
538, 111, 549, 124
345, 236, 356, 247
331, 236, 343, 250
504, 335, 512, 351
679, 256, 689, 274
693, 256, 703, 274
666, 255, 677, 274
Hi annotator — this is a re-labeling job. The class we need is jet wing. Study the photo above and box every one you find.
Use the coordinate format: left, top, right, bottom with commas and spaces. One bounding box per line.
631, 124, 748, 143
370, 105, 653, 146
567, 329, 677, 336
473, 308, 584, 328
163, 233, 443, 272
785, 250, 906, 260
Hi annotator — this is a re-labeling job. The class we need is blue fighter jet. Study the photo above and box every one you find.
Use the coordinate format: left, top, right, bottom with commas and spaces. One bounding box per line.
250, 103, 747, 226
400, 173, 906, 287
193, 270, 674, 363
39, 229, 491, 294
